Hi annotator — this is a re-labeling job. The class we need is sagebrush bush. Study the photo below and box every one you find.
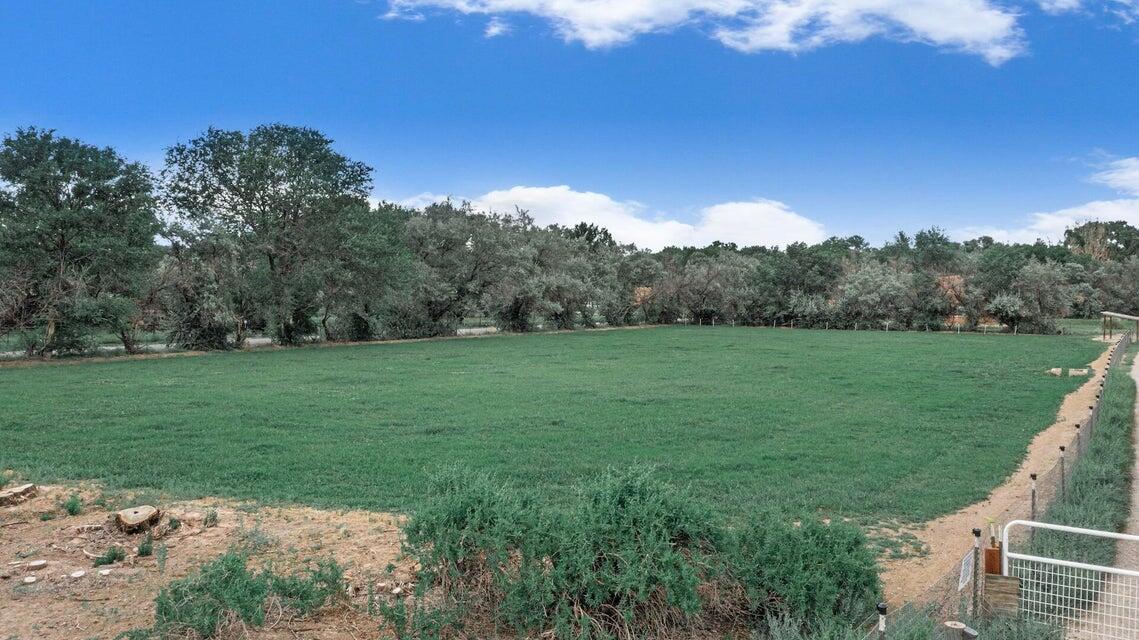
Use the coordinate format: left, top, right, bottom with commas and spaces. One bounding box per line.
129, 551, 344, 639
729, 513, 880, 626
399, 466, 880, 640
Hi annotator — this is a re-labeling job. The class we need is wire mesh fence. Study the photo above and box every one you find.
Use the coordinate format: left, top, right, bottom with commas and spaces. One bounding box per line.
1010, 554, 1139, 639
867, 331, 1133, 638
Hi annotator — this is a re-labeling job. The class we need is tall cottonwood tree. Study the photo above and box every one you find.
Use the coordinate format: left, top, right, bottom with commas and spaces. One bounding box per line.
161, 125, 373, 345
0, 127, 160, 355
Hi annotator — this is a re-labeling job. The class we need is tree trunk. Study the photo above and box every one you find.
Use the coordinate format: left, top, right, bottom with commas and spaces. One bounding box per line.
119, 329, 140, 355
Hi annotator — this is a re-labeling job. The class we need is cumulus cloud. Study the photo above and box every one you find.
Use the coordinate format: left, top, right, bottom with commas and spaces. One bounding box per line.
396, 191, 458, 209
953, 200, 1139, 244
385, 0, 1025, 64
952, 157, 1139, 244
470, 185, 826, 249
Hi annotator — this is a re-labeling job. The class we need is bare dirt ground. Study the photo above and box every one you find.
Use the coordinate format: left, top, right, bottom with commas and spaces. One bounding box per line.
0, 485, 411, 639
878, 341, 1113, 604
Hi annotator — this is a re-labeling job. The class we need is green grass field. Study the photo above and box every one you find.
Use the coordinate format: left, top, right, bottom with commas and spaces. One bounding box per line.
0, 327, 1104, 522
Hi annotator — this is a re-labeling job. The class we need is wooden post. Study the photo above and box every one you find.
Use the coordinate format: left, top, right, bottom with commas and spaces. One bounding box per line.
1060, 446, 1067, 499
972, 528, 982, 616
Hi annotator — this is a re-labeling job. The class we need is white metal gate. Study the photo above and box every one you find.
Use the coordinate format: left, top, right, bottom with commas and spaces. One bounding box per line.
1003, 520, 1139, 639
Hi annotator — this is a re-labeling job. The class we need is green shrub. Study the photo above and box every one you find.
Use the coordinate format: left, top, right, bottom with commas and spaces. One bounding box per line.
266, 559, 345, 614
135, 551, 344, 639
95, 546, 126, 566
63, 493, 83, 516
399, 466, 880, 640
167, 516, 181, 531
153, 552, 269, 637
729, 514, 880, 626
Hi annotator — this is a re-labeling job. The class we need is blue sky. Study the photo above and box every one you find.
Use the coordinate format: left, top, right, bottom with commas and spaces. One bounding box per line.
2, 1, 1139, 249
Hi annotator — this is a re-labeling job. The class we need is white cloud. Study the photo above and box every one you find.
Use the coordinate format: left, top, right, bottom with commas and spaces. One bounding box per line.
1091, 157, 1139, 196
484, 16, 511, 37
953, 200, 1139, 244
470, 185, 826, 249
1039, 0, 1082, 14
385, 0, 1025, 64
952, 157, 1139, 244
396, 192, 458, 209
1038, 0, 1139, 21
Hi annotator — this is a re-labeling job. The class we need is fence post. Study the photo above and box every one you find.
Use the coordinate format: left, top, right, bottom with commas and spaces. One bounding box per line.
1030, 473, 1037, 521
877, 602, 887, 640
1059, 446, 1067, 500
1074, 424, 1081, 456
972, 528, 982, 617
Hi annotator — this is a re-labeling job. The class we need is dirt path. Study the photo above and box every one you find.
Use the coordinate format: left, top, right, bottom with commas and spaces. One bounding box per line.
879, 342, 1113, 604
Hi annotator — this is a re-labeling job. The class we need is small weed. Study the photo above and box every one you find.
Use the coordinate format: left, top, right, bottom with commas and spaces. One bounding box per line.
138, 532, 154, 557
167, 516, 181, 531
155, 544, 168, 574
39, 512, 55, 521
237, 524, 276, 552
63, 493, 83, 516
94, 546, 126, 567
204, 509, 219, 528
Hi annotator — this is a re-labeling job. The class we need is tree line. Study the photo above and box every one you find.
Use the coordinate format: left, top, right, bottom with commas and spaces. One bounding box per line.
2, 124, 1137, 357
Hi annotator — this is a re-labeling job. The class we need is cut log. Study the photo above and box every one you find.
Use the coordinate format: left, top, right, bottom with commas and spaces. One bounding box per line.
115, 505, 161, 533
0, 483, 37, 506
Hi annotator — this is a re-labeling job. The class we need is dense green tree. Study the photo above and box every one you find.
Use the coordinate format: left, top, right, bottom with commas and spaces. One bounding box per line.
399, 201, 518, 336
161, 124, 373, 345
1009, 260, 1074, 332
1065, 221, 1139, 261
0, 127, 161, 355
913, 227, 958, 272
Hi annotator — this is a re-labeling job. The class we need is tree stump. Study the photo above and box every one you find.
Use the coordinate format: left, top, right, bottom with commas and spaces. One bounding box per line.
0, 483, 36, 506
115, 506, 160, 533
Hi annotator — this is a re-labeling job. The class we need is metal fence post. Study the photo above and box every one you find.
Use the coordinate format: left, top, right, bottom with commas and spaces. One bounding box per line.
1030, 473, 1037, 521
877, 602, 887, 640
1059, 446, 1067, 500
972, 528, 982, 617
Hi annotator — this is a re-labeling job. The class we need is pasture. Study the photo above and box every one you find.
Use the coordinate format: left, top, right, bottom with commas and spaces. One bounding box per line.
0, 326, 1103, 523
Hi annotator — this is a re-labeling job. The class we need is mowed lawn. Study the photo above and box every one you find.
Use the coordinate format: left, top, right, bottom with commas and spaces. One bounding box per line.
0, 327, 1104, 522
